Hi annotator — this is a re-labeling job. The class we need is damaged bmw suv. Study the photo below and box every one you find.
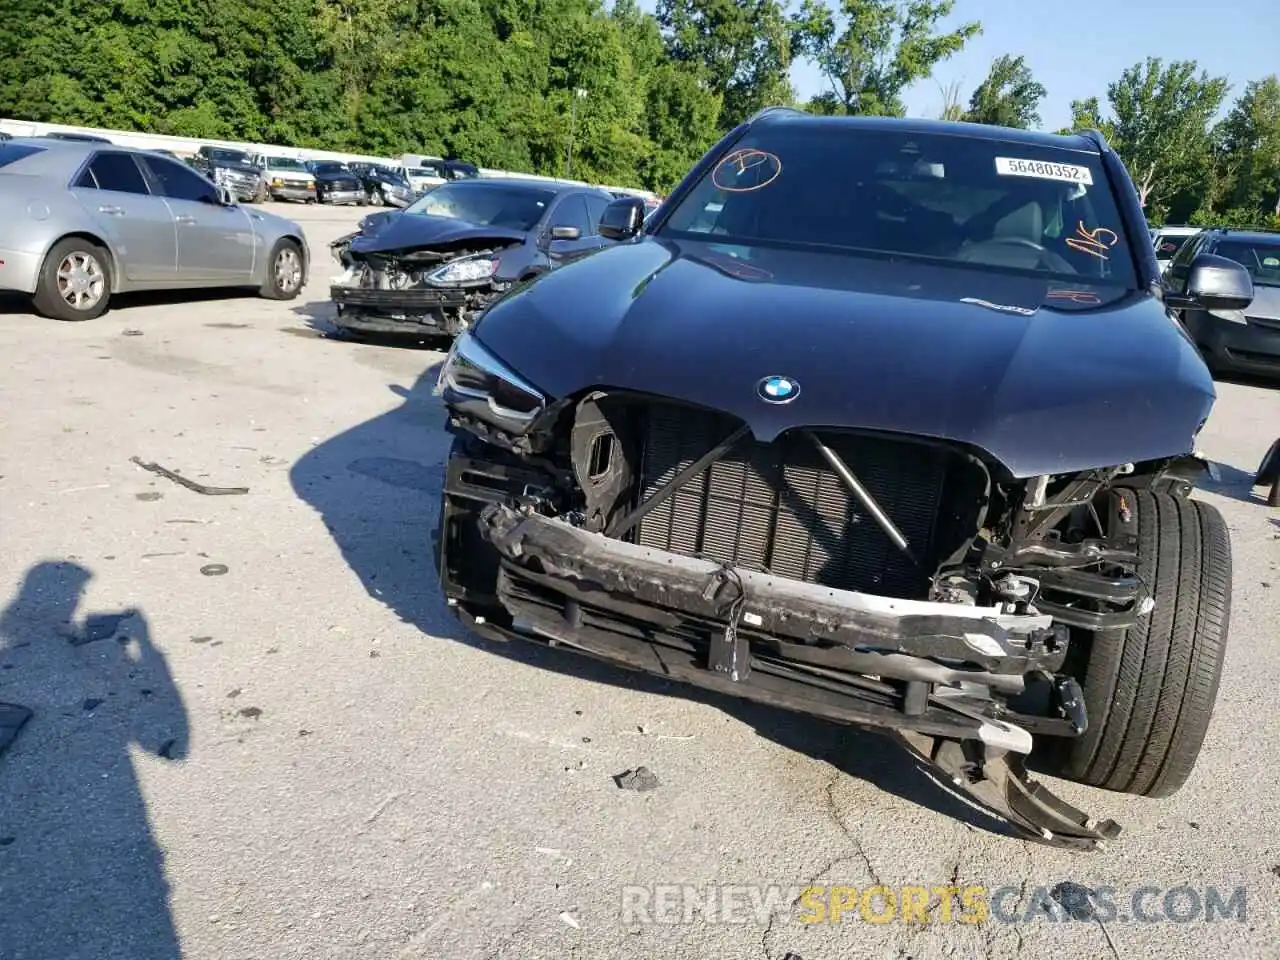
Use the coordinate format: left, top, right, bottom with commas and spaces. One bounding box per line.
433, 109, 1255, 848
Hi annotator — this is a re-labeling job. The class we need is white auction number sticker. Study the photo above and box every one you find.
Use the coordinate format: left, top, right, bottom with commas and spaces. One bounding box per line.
995, 156, 1093, 186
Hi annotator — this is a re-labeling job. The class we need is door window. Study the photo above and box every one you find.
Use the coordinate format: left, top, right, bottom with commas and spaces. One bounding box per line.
77, 152, 150, 194
584, 195, 610, 236
139, 155, 219, 203
550, 195, 591, 236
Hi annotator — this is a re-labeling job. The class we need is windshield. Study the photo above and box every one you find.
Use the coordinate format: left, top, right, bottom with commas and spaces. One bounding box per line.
0, 143, 45, 168
208, 149, 251, 164
1153, 232, 1196, 260
314, 162, 347, 174
409, 165, 443, 178
1216, 239, 1280, 287
659, 124, 1137, 287
406, 182, 556, 231
270, 158, 306, 171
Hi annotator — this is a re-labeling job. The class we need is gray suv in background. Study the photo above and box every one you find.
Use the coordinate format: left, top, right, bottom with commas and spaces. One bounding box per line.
1164, 227, 1280, 380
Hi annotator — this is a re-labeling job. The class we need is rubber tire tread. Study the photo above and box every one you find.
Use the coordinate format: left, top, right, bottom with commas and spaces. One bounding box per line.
1055, 490, 1230, 798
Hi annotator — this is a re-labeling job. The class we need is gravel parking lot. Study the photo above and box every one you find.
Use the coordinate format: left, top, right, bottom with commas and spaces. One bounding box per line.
1, 202, 1277, 960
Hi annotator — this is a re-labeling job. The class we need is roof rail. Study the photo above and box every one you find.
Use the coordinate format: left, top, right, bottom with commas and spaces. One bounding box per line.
1078, 128, 1110, 153
747, 105, 808, 123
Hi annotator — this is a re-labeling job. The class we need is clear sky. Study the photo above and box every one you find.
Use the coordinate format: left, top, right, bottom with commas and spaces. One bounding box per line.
637, 0, 1278, 130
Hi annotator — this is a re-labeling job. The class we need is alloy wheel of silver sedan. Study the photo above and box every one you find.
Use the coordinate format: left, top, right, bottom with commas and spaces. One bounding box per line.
56, 251, 106, 312
274, 247, 303, 295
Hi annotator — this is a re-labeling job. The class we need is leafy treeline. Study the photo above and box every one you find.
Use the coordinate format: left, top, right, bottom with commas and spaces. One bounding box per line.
0, 0, 1277, 226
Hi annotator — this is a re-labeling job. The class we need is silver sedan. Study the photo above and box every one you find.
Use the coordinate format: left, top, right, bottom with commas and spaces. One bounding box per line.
0, 138, 310, 321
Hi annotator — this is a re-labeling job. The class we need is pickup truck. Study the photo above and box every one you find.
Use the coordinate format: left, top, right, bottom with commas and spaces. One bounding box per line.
188, 146, 265, 203
250, 154, 317, 203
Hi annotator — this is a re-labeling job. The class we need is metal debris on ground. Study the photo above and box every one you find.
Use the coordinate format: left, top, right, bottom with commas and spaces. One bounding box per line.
135, 491, 164, 501
200, 563, 229, 577
558, 912, 580, 930
122, 329, 144, 336
130, 456, 249, 496
613, 766, 660, 792
618, 725, 696, 741
0, 703, 32, 760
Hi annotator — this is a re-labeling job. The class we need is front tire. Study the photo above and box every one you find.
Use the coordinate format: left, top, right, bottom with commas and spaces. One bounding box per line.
1050, 489, 1231, 798
33, 238, 112, 321
259, 239, 305, 301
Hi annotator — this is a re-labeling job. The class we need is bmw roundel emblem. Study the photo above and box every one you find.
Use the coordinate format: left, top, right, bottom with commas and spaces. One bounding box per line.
757, 375, 800, 404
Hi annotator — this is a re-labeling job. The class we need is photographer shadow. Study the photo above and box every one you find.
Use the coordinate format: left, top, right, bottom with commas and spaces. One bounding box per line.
0, 561, 188, 960
290, 363, 1017, 841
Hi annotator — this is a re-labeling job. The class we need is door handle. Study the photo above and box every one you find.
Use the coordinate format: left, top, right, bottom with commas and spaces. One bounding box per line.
175, 215, 198, 225
97, 205, 124, 216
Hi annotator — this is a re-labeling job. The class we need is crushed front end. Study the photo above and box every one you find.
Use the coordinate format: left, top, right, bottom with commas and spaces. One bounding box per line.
328, 232, 515, 338
430, 332, 1208, 849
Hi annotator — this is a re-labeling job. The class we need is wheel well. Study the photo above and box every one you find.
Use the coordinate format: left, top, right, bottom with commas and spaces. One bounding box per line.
45, 232, 121, 293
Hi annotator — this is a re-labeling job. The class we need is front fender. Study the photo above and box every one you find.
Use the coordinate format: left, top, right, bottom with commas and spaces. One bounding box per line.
1257, 438, 1280, 486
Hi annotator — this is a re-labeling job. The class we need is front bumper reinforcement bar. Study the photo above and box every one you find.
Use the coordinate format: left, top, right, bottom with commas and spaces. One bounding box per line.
474, 504, 1121, 850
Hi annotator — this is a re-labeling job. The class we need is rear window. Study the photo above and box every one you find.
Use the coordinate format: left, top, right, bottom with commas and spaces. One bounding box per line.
1153, 232, 1195, 258
0, 143, 45, 169
660, 124, 1138, 287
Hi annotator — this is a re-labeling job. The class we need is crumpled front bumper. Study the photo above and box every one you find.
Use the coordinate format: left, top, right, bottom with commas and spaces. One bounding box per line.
330, 284, 471, 334
461, 502, 1070, 749
437, 461, 1119, 850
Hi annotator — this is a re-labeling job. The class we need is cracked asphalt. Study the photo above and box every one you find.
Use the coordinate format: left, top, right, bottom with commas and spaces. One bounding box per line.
1, 203, 1278, 960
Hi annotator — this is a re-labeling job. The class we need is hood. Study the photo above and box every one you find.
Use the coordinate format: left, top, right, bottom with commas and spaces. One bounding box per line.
315, 169, 358, 184
212, 159, 261, 175
1245, 283, 1280, 322
349, 213, 528, 255
471, 237, 1216, 479
270, 168, 314, 181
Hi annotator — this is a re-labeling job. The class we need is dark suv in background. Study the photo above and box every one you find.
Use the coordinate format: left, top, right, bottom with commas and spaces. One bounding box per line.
1164, 227, 1280, 380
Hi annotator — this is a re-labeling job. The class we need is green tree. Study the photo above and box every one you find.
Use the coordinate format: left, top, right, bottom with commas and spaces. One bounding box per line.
657, 0, 795, 128
963, 54, 1045, 129
790, 0, 980, 116
1068, 58, 1228, 220
1213, 75, 1280, 222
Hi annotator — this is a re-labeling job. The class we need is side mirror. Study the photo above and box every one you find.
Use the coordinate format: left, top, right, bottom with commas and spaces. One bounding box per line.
599, 197, 645, 240
550, 226, 581, 241
1182, 253, 1254, 311
217, 186, 235, 206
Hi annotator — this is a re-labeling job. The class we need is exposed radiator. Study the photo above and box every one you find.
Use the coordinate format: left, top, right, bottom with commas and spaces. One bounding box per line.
634, 403, 953, 598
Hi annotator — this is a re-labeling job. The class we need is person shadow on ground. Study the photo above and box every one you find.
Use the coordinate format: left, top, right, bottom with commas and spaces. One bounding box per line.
0, 560, 188, 960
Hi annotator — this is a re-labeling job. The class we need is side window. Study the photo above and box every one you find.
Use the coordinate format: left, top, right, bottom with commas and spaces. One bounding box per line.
584, 195, 610, 235
79, 152, 150, 195
550, 195, 591, 235
1172, 234, 1202, 268
140, 155, 218, 203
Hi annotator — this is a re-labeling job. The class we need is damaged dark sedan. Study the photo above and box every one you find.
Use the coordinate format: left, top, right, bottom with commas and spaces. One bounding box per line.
434, 109, 1255, 849
329, 178, 615, 339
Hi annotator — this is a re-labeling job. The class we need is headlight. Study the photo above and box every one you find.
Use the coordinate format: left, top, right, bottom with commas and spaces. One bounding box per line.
427, 257, 498, 285
434, 331, 545, 435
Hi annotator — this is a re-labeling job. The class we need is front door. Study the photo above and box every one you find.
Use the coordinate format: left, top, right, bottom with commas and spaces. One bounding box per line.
544, 194, 604, 267
138, 155, 256, 283
70, 151, 177, 284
